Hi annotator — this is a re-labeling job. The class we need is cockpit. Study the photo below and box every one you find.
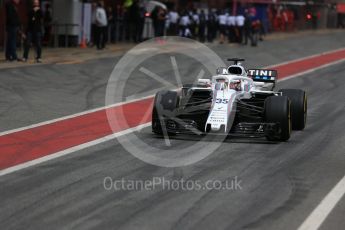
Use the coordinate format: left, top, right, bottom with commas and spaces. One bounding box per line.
215, 79, 242, 91
229, 80, 241, 91
213, 59, 253, 92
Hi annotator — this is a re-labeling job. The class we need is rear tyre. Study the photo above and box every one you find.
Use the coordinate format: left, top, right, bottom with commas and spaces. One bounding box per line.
265, 96, 291, 141
152, 90, 179, 135
279, 89, 307, 130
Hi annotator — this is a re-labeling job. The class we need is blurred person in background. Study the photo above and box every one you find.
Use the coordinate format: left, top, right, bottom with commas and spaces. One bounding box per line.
95, 1, 108, 50
287, 10, 295, 31
191, 9, 199, 38
179, 10, 192, 38
123, 6, 130, 41
107, 6, 115, 43
243, 12, 253, 46
116, 4, 125, 42
90, 2, 97, 47
151, 6, 158, 36
5, 0, 21, 62
198, 9, 207, 42
157, 7, 167, 37
251, 18, 261, 46
129, 0, 141, 42
312, 11, 318, 30
207, 9, 218, 43
275, 7, 283, 31
235, 13, 245, 44
152, 6, 166, 37
282, 9, 288, 31
167, 8, 179, 36
22, 0, 43, 63
227, 12, 236, 43
43, 3, 52, 46
137, 3, 146, 42
218, 10, 228, 44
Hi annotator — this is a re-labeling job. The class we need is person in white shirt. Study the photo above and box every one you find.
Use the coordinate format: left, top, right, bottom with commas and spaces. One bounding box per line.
179, 12, 191, 38
227, 14, 236, 43
95, 1, 108, 50
218, 11, 228, 44
167, 10, 179, 35
235, 14, 245, 43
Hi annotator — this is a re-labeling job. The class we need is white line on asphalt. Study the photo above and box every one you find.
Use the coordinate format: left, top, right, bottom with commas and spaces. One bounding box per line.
0, 123, 151, 177
297, 175, 345, 230
265, 47, 345, 69
278, 59, 345, 82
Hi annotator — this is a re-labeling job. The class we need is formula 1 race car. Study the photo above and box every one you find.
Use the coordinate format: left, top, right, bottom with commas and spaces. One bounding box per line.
152, 58, 307, 141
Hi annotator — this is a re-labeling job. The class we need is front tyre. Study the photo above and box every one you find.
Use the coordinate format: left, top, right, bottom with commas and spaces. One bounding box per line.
265, 96, 292, 141
279, 89, 307, 130
152, 90, 179, 135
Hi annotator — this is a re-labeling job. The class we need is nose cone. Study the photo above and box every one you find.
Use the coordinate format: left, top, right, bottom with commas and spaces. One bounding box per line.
205, 89, 238, 134
211, 123, 221, 131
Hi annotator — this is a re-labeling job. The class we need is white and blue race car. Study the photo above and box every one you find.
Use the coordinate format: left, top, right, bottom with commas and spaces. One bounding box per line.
152, 58, 307, 141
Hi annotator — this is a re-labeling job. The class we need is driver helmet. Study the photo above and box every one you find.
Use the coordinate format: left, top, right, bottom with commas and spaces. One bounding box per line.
229, 80, 241, 91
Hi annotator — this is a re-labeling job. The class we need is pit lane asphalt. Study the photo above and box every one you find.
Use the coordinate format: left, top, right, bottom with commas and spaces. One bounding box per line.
0, 31, 345, 131
1, 31, 345, 230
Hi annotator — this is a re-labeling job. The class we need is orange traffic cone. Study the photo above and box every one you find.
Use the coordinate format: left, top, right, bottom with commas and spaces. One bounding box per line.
80, 37, 87, 48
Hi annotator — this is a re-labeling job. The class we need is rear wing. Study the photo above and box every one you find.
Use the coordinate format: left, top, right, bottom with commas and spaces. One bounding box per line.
247, 69, 277, 83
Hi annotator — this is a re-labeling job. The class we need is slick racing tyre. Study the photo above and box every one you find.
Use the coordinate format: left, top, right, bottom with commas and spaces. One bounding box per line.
265, 96, 291, 141
152, 90, 179, 135
279, 89, 307, 130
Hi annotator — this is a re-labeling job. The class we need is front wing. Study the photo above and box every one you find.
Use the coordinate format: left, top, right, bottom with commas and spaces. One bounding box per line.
153, 116, 282, 138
